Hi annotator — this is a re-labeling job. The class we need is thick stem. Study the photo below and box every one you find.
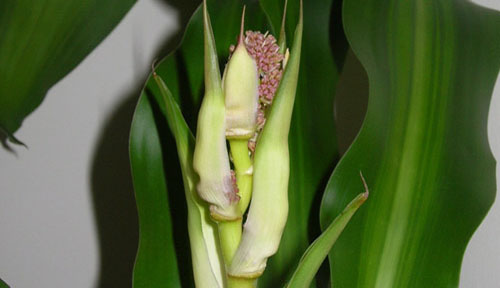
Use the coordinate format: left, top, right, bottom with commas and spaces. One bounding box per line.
229, 139, 253, 213
218, 219, 242, 265
217, 139, 254, 287
227, 276, 256, 288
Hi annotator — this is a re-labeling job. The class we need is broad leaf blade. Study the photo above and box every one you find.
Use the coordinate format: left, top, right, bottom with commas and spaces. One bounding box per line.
0, 0, 135, 138
320, 1, 500, 287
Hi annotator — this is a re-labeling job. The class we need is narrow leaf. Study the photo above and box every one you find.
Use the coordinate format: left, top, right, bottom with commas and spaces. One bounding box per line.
287, 188, 368, 288
130, 93, 181, 288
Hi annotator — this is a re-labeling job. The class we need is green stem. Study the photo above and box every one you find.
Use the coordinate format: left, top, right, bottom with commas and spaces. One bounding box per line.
227, 276, 256, 288
229, 139, 253, 213
217, 139, 254, 287
218, 219, 242, 264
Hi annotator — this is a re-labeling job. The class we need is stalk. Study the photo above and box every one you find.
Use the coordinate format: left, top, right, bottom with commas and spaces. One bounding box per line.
227, 277, 256, 288
230, 139, 253, 213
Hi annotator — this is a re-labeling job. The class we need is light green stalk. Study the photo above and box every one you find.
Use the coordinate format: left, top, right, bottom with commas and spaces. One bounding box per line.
218, 7, 258, 279
153, 72, 224, 288
228, 1, 303, 279
193, 0, 240, 221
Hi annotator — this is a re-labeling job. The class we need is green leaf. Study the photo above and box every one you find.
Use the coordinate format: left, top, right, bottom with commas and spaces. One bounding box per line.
287, 189, 368, 288
0, 0, 135, 139
0, 277, 9, 288
129, 92, 182, 288
258, 0, 345, 285
320, 1, 500, 287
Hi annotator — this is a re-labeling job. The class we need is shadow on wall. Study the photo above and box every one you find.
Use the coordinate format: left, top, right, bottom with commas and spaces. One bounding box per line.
90, 0, 199, 287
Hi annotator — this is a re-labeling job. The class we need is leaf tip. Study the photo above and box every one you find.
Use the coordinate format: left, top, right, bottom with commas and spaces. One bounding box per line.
151, 59, 159, 78
278, 0, 288, 51
239, 5, 246, 44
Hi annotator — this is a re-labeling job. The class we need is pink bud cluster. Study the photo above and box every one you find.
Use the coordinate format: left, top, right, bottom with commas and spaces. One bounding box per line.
245, 31, 284, 105
242, 31, 284, 152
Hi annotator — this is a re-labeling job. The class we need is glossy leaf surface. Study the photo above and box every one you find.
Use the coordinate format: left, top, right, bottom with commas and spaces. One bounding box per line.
320, 1, 500, 287
0, 0, 135, 139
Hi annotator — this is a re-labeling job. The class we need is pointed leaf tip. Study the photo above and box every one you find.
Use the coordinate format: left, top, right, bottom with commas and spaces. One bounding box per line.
287, 191, 368, 288
202, 0, 222, 94
278, 0, 288, 52
239, 5, 246, 44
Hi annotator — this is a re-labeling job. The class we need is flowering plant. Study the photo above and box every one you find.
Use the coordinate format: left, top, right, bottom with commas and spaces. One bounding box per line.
145, 1, 367, 287
1, 0, 498, 287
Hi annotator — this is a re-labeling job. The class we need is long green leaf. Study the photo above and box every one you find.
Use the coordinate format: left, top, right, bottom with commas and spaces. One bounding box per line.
0, 0, 135, 140
0, 277, 8, 288
320, 1, 500, 287
287, 189, 368, 288
258, 0, 345, 285
129, 92, 181, 288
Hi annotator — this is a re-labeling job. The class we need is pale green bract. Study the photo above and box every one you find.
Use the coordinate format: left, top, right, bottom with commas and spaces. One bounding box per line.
227, 2, 303, 279
192, 1, 240, 222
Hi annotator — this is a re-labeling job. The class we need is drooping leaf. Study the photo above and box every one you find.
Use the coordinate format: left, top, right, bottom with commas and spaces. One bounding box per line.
320, 1, 500, 287
258, 0, 345, 285
287, 190, 368, 288
0, 0, 135, 140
